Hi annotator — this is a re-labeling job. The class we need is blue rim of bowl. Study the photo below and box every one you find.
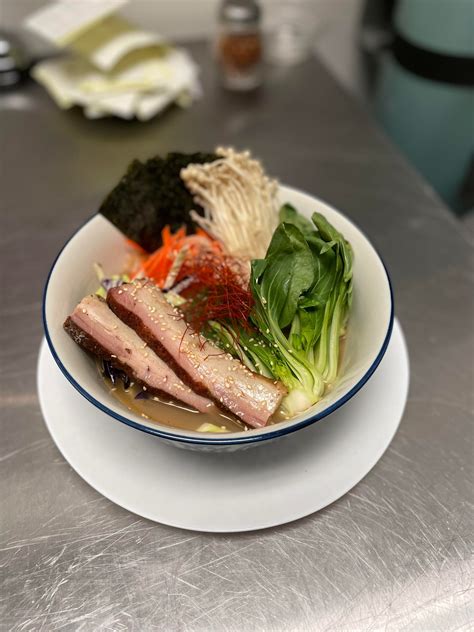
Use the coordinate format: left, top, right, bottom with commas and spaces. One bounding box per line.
43, 208, 394, 446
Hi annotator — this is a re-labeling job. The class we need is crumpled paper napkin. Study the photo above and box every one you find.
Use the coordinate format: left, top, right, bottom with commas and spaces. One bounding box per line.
25, 0, 202, 120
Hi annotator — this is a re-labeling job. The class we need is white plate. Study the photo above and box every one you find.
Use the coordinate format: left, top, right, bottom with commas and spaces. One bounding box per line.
37, 320, 409, 532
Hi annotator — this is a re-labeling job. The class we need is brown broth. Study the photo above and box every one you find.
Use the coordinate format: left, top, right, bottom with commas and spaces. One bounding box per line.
104, 375, 247, 432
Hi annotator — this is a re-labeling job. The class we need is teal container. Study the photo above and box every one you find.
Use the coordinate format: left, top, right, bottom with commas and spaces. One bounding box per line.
374, 0, 473, 212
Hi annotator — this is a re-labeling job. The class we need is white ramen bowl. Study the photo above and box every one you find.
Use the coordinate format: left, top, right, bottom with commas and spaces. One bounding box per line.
43, 185, 394, 451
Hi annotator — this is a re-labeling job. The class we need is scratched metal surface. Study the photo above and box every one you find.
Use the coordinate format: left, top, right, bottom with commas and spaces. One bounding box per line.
1, 43, 473, 631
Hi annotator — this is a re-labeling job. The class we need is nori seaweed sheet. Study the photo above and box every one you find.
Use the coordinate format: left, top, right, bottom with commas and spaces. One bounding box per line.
99, 152, 217, 252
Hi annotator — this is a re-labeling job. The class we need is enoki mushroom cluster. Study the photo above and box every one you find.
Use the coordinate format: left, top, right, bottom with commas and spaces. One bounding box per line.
181, 147, 279, 259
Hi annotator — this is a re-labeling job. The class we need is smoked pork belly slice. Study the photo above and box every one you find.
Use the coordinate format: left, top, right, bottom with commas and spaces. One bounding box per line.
107, 281, 286, 428
63, 294, 214, 413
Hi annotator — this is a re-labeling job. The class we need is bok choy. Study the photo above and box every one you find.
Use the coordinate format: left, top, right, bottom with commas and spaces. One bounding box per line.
247, 204, 353, 416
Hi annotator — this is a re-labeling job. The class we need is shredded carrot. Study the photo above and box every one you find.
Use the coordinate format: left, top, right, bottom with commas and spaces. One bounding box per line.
132, 225, 223, 287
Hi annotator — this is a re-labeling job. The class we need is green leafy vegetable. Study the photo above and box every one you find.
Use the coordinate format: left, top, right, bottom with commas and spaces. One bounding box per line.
99, 152, 217, 252
207, 320, 284, 379
248, 205, 353, 416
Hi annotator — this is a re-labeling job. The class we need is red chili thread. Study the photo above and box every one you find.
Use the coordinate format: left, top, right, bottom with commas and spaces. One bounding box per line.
178, 251, 253, 331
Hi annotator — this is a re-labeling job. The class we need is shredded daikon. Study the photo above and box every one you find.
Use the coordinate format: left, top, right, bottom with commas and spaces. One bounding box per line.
180, 147, 279, 258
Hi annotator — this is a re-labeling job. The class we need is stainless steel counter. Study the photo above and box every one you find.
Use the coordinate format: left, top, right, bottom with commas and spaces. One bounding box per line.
1, 44, 473, 631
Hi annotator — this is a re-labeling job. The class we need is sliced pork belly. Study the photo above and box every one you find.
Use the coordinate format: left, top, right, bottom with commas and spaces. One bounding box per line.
64, 294, 213, 413
107, 281, 286, 428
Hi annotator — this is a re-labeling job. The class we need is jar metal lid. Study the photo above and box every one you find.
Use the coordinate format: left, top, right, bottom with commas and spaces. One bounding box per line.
219, 0, 261, 25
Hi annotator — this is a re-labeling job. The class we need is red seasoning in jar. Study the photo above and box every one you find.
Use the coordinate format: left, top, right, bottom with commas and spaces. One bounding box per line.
216, 0, 263, 90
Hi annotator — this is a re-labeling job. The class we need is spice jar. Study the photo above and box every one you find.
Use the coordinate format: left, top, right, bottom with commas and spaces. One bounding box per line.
216, 0, 263, 90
